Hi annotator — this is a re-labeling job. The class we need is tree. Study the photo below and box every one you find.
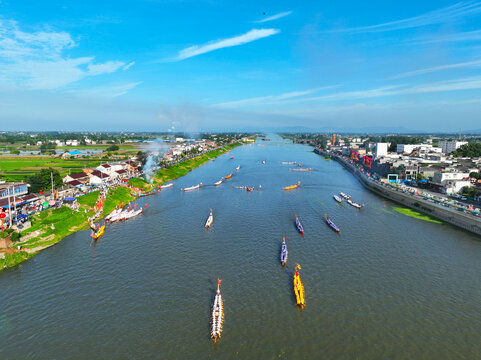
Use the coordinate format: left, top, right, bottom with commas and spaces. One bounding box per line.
107, 144, 119, 151
452, 143, 481, 158
470, 172, 480, 179
136, 151, 147, 166
28, 168, 63, 193
462, 186, 480, 199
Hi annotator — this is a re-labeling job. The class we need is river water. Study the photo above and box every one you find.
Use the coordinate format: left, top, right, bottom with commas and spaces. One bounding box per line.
2, 135, 481, 359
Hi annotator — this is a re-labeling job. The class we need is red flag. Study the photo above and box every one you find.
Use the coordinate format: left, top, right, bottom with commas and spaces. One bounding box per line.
40, 190, 44, 195
217, 279, 222, 285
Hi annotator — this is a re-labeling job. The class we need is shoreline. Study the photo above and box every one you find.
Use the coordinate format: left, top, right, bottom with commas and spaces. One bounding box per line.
0, 141, 243, 271
314, 148, 481, 237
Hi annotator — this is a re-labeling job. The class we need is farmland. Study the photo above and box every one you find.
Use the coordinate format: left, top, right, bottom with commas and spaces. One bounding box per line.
0, 157, 103, 181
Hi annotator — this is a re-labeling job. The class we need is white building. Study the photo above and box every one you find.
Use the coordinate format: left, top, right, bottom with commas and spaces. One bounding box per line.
375, 143, 388, 158
431, 171, 470, 194
396, 144, 434, 154
438, 140, 468, 154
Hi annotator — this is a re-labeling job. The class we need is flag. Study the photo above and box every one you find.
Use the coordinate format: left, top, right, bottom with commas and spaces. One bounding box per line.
217, 279, 222, 285
40, 190, 44, 195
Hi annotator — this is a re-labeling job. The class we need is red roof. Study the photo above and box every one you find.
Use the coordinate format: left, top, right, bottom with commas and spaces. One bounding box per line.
67, 180, 83, 186
116, 169, 128, 174
68, 172, 88, 179
90, 170, 109, 178
100, 164, 111, 168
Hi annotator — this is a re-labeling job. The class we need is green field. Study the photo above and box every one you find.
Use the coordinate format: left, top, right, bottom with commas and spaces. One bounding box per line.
0, 157, 102, 181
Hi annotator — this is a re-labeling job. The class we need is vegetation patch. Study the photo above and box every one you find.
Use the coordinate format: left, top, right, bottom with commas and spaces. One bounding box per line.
153, 143, 240, 185
393, 206, 444, 224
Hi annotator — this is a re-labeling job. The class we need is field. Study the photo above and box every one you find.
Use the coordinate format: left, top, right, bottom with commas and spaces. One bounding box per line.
0, 157, 102, 181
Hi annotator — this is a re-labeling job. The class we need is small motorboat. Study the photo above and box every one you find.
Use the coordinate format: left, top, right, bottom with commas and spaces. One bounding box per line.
91, 225, 105, 240
347, 199, 363, 209
182, 183, 203, 191
161, 182, 174, 189
262, 160, 266, 165
281, 161, 296, 165
283, 181, 300, 191
246, 187, 254, 192
230, 156, 234, 160
293, 264, 305, 308
211, 279, 224, 344
333, 195, 343, 203
225, 173, 233, 179
235, 165, 240, 171
340, 192, 351, 200
214, 179, 223, 186
205, 209, 213, 228
280, 237, 288, 266
295, 215, 304, 234
325, 214, 340, 232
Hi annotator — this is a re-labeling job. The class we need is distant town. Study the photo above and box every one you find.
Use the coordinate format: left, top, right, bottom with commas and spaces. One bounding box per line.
287, 133, 481, 205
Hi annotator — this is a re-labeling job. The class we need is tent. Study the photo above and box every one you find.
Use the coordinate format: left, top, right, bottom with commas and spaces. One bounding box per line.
63, 197, 77, 203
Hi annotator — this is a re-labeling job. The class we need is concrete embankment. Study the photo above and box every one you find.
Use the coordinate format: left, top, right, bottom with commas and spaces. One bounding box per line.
315, 149, 481, 237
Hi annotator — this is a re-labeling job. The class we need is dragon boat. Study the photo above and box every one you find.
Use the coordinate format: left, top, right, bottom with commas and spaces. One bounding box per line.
280, 237, 288, 266
211, 279, 224, 344
293, 264, 305, 308
91, 225, 105, 240
283, 181, 300, 191
182, 183, 203, 191
325, 214, 340, 232
295, 215, 304, 234
205, 209, 214, 228
347, 199, 363, 209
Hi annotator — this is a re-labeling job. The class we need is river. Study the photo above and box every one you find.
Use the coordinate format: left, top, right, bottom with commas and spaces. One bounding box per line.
2, 135, 481, 359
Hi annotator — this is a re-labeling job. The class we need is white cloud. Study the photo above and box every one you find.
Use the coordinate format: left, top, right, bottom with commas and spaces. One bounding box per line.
87, 61, 125, 76
333, 2, 481, 33
0, 18, 134, 91
254, 11, 292, 23
122, 61, 135, 70
68, 82, 142, 98
213, 86, 338, 108
177, 28, 280, 60
415, 29, 481, 44
389, 59, 481, 79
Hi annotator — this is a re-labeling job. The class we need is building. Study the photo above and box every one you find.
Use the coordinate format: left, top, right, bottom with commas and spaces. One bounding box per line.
396, 144, 435, 154
63, 172, 90, 184
0, 183, 28, 199
89, 170, 110, 185
61, 150, 83, 158
438, 140, 468, 154
430, 171, 470, 194
375, 143, 388, 158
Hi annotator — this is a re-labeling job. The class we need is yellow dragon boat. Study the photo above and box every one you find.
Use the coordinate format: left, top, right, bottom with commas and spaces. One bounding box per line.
283, 181, 300, 191
293, 264, 305, 308
91, 225, 105, 240
225, 173, 233, 179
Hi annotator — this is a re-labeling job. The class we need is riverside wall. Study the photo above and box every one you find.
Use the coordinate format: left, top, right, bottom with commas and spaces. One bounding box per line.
315, 148, 481, 237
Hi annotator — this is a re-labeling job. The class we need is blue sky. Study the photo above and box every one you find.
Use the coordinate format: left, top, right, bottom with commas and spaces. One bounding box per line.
1, 0, 481, 132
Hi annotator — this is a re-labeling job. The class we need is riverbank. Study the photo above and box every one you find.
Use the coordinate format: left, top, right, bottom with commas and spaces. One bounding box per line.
315, 148, 481, 236
0, 141, 243, 271
152, 142, 241, 185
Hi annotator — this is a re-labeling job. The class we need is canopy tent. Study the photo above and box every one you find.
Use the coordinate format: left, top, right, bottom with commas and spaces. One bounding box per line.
63, 197, 77, 202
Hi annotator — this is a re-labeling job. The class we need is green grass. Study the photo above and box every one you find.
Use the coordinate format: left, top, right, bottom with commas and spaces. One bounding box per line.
0, 157, 102, 181
153, 143, 241, 185
77, 191, 100, 208
393, 206, 444, 224
1, 185, 134, 271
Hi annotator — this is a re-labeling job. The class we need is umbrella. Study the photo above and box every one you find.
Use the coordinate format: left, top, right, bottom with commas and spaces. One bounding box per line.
48, 200, 56, 206
42, 201, 49, 207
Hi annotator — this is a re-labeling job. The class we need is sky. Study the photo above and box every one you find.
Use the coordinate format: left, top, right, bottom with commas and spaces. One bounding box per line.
1, 0, 481, 132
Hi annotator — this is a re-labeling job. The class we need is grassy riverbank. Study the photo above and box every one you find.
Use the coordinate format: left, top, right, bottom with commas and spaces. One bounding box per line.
0, 142, 244, 271
153, 142, 241, 185
0, 187, 134, 270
